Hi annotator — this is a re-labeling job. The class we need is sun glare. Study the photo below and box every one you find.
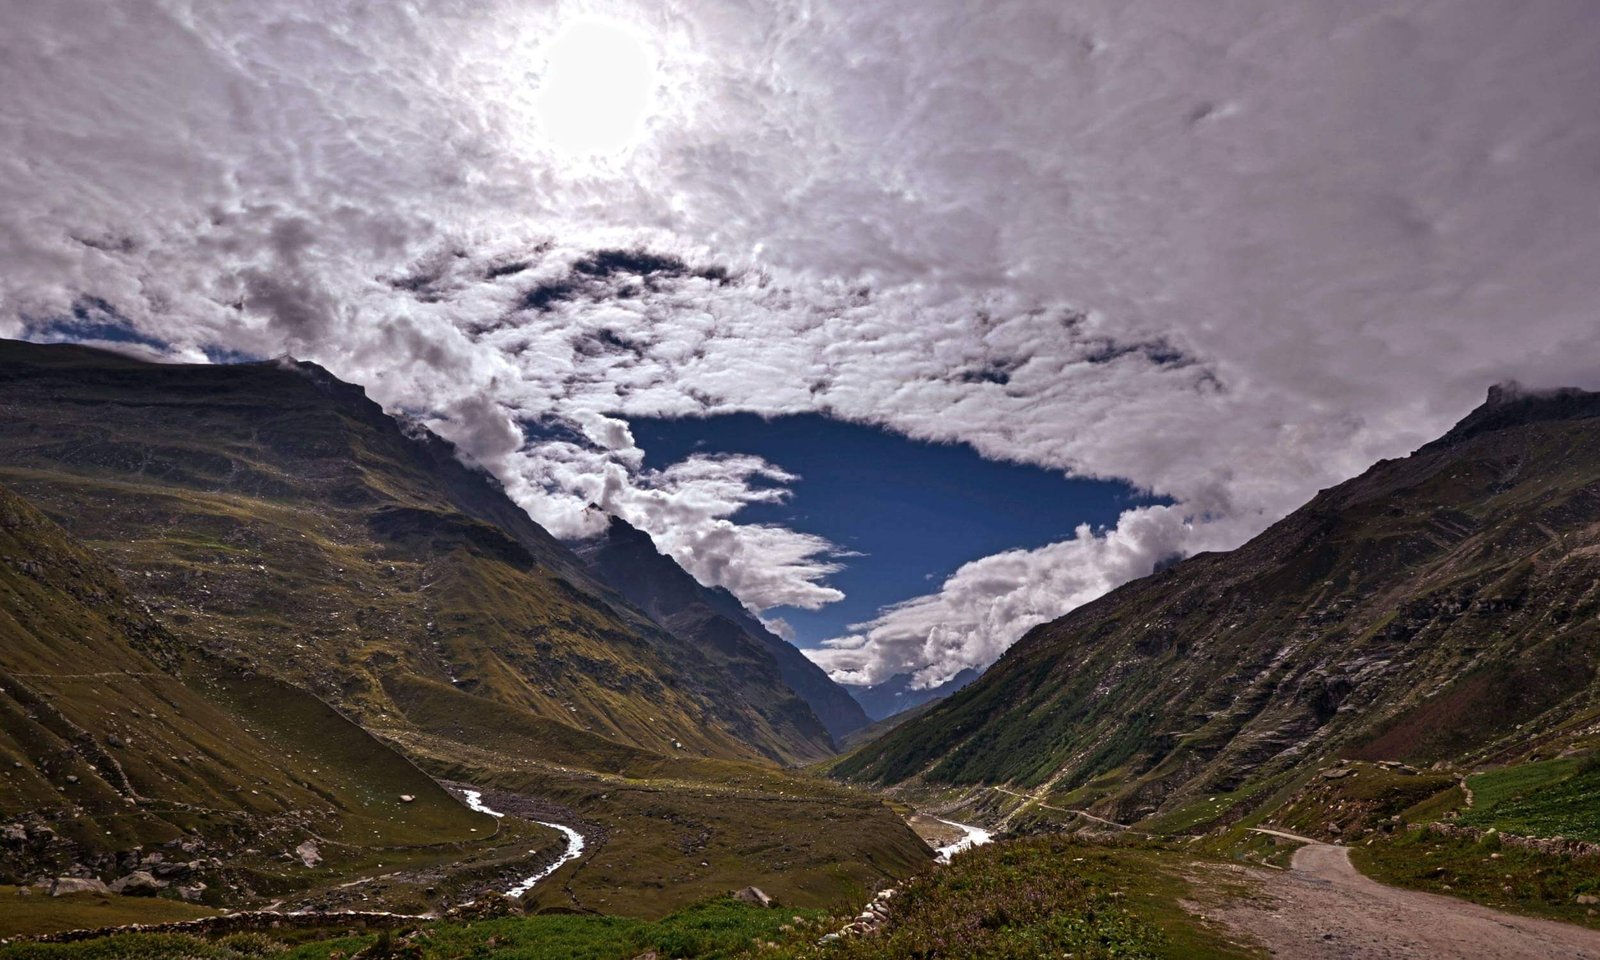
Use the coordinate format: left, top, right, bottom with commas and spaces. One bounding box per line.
534, 18, 656, 157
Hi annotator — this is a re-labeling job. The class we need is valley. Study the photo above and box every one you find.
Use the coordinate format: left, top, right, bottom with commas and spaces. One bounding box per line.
7, 342, 1600, 959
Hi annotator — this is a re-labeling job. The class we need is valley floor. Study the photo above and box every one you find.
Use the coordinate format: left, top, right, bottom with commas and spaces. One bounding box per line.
1212, 838, 1600, 960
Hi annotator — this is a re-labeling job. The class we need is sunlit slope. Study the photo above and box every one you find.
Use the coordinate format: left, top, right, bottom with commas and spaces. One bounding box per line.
0, 339, 833, 766
837, 386, 1600, 823
0, 483, 490, 881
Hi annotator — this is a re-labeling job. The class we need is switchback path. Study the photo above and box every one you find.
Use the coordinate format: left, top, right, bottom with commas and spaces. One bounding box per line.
1214, 837, 1600, 959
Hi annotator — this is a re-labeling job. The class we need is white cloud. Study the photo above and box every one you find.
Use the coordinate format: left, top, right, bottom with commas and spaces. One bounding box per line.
4, 0, 1600, 684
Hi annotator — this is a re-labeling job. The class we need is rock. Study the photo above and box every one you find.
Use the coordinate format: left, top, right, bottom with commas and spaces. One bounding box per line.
109, 871, 166, 896
152, 859, 192, 879
175, 882, 207, 902
1578, 894, 1600, 905
1, 824, 25, 845
399, 794, 415, 803
50, 877, 110, 896
64, 774, 79, 784
733, 885, 776, 908
295, 840, 321, 867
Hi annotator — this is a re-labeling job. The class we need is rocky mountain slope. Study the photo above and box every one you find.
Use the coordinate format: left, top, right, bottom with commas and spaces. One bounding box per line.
575, 516, 869, 743
0, 339, 931, 917
0, 483, 493, 889
835, 385, 1600, 826
0, 339, 833, 766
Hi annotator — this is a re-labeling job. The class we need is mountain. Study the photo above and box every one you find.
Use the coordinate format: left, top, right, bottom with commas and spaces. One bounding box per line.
0, 482, 491, 887
834, 385, 1600, 826
0, 339, 831, 766
844, 668, 981, 722
575, 515, 870, 742
0, 339, 932, 916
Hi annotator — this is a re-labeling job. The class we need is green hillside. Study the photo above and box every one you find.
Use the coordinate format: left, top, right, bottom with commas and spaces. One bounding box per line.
837, 386, 1600, 828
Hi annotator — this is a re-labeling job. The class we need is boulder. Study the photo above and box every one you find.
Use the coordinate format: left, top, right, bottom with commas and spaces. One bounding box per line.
295, 840, 321, 867
109, 871, 166, 896
733, 886, 776, 908
50, 877, 110, 896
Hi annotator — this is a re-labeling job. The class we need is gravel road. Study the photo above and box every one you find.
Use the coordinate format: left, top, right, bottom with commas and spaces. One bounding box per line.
1214, 840, 1600, 959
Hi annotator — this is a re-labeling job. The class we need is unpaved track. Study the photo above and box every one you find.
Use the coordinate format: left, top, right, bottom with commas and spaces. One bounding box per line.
1215, 840, 1600, 959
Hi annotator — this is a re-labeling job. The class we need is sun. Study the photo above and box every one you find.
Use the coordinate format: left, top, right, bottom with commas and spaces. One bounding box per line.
533, 18, 657, 157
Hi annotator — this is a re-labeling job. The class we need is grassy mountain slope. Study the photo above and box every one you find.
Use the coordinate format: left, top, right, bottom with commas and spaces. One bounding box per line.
575, 516, 868, 745
0, 339, 928, 919
0, 339, 829, 766
0, 482, 496, 888
836, 385, 1600, 826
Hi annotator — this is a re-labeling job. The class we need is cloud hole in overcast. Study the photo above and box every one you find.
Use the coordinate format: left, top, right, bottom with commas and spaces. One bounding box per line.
2, 0, 1600, 686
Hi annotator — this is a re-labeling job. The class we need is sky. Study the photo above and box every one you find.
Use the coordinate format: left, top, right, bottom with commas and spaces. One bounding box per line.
3, 1, 1600, 688
628, 413, 1160, 647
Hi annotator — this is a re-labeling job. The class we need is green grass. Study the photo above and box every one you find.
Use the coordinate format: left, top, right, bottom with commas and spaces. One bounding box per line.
0, 889, 217, 940
1354, 828, 1600, 929
1457, 757, 1600, 841
753, 837, 1256, 960
0, 842, 1257, 960
0, 900, 825, 960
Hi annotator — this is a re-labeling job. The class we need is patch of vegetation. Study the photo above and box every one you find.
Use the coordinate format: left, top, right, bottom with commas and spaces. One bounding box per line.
0, 888, 217, 940
1354, 828, 1600, 929
758, 837, 1255, 960
1456, 756, 1600, 841
0, 900, 826, 960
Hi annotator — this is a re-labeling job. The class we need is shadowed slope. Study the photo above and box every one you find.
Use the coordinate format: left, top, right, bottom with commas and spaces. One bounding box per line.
575, 516, 868, 745
837, 386, 1600, 826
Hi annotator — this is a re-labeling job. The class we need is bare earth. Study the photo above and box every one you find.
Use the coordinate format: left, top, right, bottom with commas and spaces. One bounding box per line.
1213, 838, 1600, 959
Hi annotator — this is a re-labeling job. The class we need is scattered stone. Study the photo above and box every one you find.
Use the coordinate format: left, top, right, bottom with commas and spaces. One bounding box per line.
1578, 894, 1600, 906
399, 794, 415, 803
733, 886, 776, 908
295, 840, 322, 868
50, 877, 110, 896
109, 871, 166, 896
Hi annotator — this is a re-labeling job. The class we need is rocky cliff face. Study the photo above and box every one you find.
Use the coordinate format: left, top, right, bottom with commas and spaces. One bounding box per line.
574, 516, 869, 745
836, 386, 1600, 825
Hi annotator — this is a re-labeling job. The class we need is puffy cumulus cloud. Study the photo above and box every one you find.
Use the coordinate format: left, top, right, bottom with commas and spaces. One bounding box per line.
810, 505, 1238, 687
3, 0, 1600, 683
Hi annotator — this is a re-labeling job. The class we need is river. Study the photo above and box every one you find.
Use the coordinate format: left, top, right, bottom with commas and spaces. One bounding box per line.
461, 789, 586, 897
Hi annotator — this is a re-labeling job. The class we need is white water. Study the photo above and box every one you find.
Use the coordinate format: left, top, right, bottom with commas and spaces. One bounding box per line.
932, 817, 993, 863
461, 789, 587, 896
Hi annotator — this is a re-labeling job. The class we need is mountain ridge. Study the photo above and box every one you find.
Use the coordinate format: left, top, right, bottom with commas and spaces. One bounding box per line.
834, 384, 1600, 828
572, 515, 870, 743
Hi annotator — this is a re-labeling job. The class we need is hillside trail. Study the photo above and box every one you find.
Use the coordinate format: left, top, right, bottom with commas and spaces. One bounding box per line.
1212, 834, 1600, 959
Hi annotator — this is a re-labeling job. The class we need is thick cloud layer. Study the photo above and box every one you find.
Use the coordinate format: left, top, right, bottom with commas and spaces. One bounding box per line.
3, 0, 1599, 685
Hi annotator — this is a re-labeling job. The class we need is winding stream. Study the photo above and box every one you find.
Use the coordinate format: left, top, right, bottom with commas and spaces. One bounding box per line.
931, 817, 994, 863
461, 789, 586, 897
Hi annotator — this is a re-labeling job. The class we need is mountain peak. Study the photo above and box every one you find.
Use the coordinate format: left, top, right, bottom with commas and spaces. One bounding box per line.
1422, 382, 1600, 453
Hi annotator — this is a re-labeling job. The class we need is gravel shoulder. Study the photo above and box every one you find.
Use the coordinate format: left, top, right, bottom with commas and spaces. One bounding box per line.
1212, 839, 1600, 959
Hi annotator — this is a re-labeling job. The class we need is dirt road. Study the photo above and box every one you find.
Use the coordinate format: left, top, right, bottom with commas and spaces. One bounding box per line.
1214, 838, 1600, 959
